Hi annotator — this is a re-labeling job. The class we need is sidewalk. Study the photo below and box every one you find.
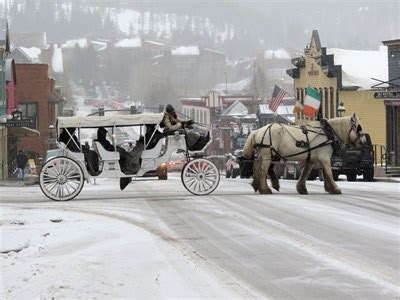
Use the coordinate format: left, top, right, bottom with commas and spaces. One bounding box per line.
0, 176, 39, 187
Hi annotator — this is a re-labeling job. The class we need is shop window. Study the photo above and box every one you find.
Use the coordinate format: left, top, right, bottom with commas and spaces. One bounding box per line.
17, 102, 38, 129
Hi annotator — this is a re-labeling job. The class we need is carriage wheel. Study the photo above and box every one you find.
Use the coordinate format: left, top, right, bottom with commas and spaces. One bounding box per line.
181, 158, 220, 196
39, 157, 85, 201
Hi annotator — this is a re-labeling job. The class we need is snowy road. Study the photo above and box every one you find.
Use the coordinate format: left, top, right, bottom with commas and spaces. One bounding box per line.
1, 174, 399, 299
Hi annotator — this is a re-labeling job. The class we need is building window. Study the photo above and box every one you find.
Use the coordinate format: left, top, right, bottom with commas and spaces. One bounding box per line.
324, 88, 329, 118
329, 87, 334, 118
17, 102, 38, 129
319, 88, 323, 117
300, 88, 304, 103
296, 88, 300, 101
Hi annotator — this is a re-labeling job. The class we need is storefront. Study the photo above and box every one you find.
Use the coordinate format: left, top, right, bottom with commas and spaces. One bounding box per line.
287, 30, 387, 162
382, 39, 400, 166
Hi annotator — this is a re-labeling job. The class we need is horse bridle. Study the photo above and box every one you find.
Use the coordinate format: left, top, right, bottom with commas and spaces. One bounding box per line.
348, 119, 366, 145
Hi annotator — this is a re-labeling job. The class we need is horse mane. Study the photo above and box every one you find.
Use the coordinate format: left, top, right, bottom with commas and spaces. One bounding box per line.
327, 116, 351, 142
243, 129, 258, 159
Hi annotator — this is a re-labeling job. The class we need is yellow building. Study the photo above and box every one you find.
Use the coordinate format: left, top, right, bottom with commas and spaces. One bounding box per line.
287, 30, 387, 161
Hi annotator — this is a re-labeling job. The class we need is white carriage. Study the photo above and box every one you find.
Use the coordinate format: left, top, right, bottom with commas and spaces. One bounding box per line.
39, 113, 220, 201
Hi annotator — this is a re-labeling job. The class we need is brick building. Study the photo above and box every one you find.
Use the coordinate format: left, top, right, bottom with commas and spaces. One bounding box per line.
14, 64, 64, 162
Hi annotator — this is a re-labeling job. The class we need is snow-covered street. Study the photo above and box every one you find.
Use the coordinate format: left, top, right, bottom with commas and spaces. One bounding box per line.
1, 174, 399, 299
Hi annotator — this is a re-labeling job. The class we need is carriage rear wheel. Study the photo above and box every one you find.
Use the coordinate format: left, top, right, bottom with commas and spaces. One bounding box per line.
181, 158, 220, 196
39, 157, 85, 201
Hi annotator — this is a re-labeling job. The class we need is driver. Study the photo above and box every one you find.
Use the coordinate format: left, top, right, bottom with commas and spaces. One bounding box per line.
162, 104, 210, 151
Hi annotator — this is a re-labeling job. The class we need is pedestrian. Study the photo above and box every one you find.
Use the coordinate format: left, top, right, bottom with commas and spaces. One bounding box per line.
16, 150, 28, 180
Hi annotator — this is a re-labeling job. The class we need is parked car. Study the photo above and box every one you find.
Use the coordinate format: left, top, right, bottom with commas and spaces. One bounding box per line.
278, 161, 318, 180
225, 155, 241, 178
166, 159, 185, 172
144, 163, 168, 180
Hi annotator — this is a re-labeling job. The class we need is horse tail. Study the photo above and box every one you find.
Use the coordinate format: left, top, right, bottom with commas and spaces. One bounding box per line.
243, 130, 257, 159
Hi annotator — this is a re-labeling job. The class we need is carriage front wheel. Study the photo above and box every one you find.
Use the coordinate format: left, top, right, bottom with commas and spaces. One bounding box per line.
39, 157, 85, 201
181, 158, 220, 196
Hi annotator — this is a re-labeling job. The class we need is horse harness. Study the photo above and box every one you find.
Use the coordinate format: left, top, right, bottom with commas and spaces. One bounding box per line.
253, 119, 341, 162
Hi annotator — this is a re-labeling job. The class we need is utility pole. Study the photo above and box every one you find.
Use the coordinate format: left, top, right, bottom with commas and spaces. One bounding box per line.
224, 71, 228, 94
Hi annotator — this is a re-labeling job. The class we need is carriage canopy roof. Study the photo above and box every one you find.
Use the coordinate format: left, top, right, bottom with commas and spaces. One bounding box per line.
57, 113, 165, 129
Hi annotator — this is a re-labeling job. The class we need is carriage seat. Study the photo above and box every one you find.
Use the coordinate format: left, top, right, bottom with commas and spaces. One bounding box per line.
141, 138, 164, 159
93, 141, 120, 161
163, 129, 185, 136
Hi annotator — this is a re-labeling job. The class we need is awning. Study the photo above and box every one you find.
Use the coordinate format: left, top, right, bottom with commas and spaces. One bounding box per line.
8, 126, 40, 137
57, 113, 165, 129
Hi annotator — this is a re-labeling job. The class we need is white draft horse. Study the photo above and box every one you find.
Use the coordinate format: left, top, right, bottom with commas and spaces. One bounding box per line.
242, 113, 367, 195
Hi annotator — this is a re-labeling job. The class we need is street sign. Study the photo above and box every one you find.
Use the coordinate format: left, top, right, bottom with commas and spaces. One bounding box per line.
5, 119, 35, 128
374, 91, 399, 99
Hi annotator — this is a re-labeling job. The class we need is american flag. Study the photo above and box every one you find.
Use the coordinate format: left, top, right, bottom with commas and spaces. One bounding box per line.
268, 85, 288, 112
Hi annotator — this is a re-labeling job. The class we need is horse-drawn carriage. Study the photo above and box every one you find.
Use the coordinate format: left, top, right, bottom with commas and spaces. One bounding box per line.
39, 113, 220, 201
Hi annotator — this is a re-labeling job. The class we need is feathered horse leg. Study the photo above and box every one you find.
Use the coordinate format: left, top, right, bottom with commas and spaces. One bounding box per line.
296, 161, 313, 194
268, 164, 280, 192
257, 150, 272, 194
320, 159, 342, 194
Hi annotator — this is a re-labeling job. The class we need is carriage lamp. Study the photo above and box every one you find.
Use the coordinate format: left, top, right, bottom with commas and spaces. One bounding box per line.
337, 102, 346, 117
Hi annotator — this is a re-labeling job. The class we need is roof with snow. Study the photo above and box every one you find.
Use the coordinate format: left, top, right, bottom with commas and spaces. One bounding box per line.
20, 47, 41, 60
91, 41, 107, 51
171, 46, 199, 56
222, 100, 248, 117
114, 38, 142, 48
258, 103, 295, 123
144, 40, 165, 46
203, 48, 224, 55
10, 46, 40, 63
62, 38, 88, 49
258, 103, 295, 115
265, 49, 291, 60
214, 77, 251, 95
327, 46, 388, 90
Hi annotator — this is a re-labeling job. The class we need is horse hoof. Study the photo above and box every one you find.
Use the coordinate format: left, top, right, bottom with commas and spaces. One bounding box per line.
251, 181, 259, 192
330, 188, 342, 194
297, 189, 308, 195
271, 182, 280, 192
296, 184, 307, 194
259, 188, 272, 194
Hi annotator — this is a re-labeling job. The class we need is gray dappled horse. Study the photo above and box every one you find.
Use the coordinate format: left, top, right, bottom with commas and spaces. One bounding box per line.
242, 113, 367, 195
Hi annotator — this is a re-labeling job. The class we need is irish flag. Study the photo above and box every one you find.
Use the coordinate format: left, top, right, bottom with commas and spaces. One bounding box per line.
303, 86, 321, 117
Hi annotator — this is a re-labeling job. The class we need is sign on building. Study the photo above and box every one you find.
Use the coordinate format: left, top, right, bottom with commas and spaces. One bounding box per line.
374, 91, 399, 99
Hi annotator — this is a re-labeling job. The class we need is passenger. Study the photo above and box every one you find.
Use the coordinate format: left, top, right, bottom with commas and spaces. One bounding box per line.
162, 104, 210, 151
59, 127, 99, 175
96, 127, 115, 151
59, 127, 81, 152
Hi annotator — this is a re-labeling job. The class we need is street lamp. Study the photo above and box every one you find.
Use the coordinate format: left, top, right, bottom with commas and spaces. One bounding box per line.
337, 102, 346, 117
224, 71, 228, 94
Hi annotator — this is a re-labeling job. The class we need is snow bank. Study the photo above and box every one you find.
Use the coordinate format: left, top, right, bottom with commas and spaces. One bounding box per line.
0, 207, 241, 298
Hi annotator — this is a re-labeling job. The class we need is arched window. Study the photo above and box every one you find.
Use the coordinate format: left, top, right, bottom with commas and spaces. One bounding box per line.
330, 87, 335, 118
324, 88, 329, 118
319, 88, 324, 117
